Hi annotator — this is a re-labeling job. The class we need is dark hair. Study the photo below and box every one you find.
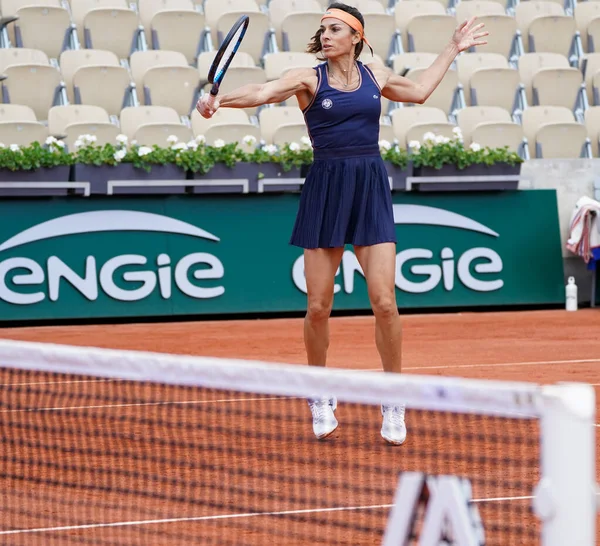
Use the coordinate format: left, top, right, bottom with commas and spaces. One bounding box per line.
306, 3, 366, 61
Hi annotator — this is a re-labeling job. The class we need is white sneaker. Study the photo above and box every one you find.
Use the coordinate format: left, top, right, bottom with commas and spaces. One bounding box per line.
307, 397, 338, 440
381, 404, 406, 445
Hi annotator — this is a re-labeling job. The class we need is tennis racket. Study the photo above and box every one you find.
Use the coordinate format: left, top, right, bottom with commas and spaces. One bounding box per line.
205, 15, 249, 110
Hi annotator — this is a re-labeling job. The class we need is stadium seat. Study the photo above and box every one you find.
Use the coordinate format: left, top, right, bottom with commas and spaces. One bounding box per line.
392, 52, 437, 75
455, 0, 505, 23
48, 104, 120, 149
467, 15, 519, 61
271, 122, 309, 147
580, 53, 600, 104
390, 105, 451, 146
204, 122, 261, 151
190, 107, 252, 137
203, 0, 261, 44
534, 122, 588, 157
215, 11, 271, 64
280, 12, 322, 52
470, 121, 525, 153
361, 13, 399, 63
403, 67, 461, 117
584, 106, 600, 155
259, 106, 304, 144
263, 52, 317, 80
268, 0, 321, 50
587, 17, 600, 53
130, 50, 199, 116
404, 122, 456, 145
0, 103, 37, 122
0, 48, 63, 121
394, 1, 446, 53
522, 104, 583, 157
518, 52, 570, 104
406, 14, 457, 53
574, 2, 600, 52
120, 105, 192, 145
0, 120, 48, 145
456, 106, 512, 143
201, 66, 267, 115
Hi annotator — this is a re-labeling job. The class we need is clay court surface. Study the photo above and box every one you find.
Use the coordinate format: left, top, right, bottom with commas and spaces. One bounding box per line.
1, 308, 599, 544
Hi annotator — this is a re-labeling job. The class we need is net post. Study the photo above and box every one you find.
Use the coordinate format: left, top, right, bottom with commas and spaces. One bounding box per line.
535, 382, 596, 546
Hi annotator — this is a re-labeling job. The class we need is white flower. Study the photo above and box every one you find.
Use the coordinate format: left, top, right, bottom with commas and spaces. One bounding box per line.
9, 144, 20, 152
262, 144, 278, 154
116, 134, 128, 144
288, 142, 300, 151
82, 134, 97, 144
213, 139, 226, 148
131, 140, 138, 147
74, 139, 84, 149
300, 136, 311, 147
187, 139, 199, 150
137, 146, 152, 156
423, 132, 436, 143
435, 135, 450, 144
45, 136, 58, 145
195, 134, 206, 144
243, 134, 257, 146
408, 140, 421, 150
172, 142, 188, 151
113, 149, 126, 162
378, 139, 392, 151
452, 126, 463, 138
0, 143, 5, 148
469, 142, 481, 152
167, 135, 179, 145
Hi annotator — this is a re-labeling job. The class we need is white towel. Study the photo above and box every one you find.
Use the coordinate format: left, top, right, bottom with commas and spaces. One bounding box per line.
566, 196, 600, 264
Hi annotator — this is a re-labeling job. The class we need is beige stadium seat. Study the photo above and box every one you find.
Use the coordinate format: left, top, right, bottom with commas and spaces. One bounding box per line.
204, 122, 261, 151
82, 7, 142, 60
394, 1, 446, 53
584, 106, 600, 155
130, 50, 199, 115
455, 0, 505, 23
0, 121, 48, 145
280, 12, 322, 53
404, 122, 456, 145
70, 0, 130, 43
588, 17, 600, 53
379, 121, 395, 144
468, 67, 521, 112
148, 10, 208, 65
0, 103, 37, 122
392, 52, 437, 75
268, 0, 321, 50
138, 0, 197, 34
515, 2, 572, 54
120, 105, 191, 144
0, 48, 62, 121
47, 104, 119, 149
531, 68, 583, 109
355, 0, 386, 13
216, 11, 271, 65
574, 2, 600, 52
522, 104, 575, 155
73, 65, 135, 116
390, 106, 449, 146
361, 13, 398, 63
518, 52, 570, 104
457, 52, 509, 105
197, 50, 256, 87
471, 122, 525, 153
204, 0, 261, 41
535, 122, 588, 157
406, 14, 457, 53
263, 52, 317, 80
190, 107, 252, 137
469, 15, 519, 59
580, 53, 600, 104
9, 4, 75, 60
272, 123, 309, 147
593, 70, 600, 105
456, 105, 512, 144
59, 49, 121, 104
259, 106, 304, 144
404, 68, 460, 115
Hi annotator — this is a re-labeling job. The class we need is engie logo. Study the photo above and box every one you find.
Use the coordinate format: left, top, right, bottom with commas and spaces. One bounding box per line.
0, 210, 225, 305
292, 205, 504, 294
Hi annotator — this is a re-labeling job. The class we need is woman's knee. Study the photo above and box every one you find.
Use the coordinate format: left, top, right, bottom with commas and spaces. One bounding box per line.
306, 298, 333, 322
370, 292, 398, 319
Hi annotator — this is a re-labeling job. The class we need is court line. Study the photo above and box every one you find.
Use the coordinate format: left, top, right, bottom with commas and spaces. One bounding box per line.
0, 495, 533, 536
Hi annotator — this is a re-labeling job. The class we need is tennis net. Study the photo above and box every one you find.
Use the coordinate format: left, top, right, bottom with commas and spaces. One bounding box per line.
0, 338, 595, 546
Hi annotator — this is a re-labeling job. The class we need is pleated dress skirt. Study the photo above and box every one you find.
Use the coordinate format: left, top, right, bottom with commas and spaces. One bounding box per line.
289, 145, 397, 249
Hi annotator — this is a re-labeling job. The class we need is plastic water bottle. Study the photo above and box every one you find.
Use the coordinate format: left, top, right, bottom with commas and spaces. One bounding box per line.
566, 277, 578, 311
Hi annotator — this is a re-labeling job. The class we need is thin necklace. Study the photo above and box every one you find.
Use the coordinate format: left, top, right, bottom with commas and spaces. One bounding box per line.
329, 63, 358, 89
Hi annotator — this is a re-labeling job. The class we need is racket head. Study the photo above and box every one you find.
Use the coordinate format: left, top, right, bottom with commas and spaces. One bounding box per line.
207, 15, 250, 96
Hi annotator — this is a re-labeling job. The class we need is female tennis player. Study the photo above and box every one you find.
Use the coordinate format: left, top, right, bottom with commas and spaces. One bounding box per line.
196, 3, 488, 445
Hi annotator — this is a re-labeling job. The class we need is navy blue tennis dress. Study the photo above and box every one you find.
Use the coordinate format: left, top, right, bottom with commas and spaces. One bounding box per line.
289, 61, 396, 249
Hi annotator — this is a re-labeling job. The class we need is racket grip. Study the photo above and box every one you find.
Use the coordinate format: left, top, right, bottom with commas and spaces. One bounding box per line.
206, 93, 217, 111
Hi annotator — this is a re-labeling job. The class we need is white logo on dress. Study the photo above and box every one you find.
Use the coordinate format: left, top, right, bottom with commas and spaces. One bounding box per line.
373, 95, 379, 99
321, 98, 333, 109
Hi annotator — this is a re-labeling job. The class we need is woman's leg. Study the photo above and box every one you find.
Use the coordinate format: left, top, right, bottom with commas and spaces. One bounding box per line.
354, 242, 406, 445
303, 247, 344, 439
303, 247, 344, 368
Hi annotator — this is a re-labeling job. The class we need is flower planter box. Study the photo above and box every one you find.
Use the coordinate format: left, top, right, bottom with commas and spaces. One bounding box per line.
0, 166, 75, 197
384, 161, 413, 192
72, 163, 188, 195
411, 163, 521, 192
191, 162, 303, 194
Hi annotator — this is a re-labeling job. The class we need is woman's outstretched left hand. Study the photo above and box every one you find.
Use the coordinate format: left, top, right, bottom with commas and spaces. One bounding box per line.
452, 16, 489, 53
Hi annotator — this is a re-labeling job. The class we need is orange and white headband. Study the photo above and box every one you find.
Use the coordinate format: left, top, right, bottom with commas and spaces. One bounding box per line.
321, 8, 374, 55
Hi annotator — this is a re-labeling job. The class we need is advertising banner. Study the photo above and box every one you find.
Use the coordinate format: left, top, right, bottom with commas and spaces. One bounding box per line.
0, 190, 564, 321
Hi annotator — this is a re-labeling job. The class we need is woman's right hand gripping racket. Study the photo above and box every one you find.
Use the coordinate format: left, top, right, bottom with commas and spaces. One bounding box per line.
197, 15, 249, 118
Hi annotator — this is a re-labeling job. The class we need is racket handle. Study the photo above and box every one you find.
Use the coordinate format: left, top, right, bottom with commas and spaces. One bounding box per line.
206, 91, 218, 111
